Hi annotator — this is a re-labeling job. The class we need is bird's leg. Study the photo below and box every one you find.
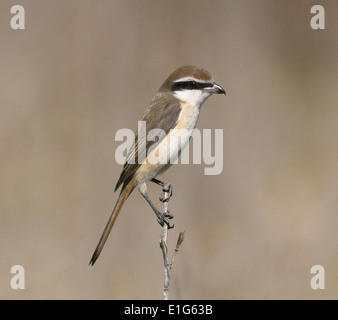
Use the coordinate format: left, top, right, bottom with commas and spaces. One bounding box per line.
139, 183, 174, 229
151, 178, 174, 219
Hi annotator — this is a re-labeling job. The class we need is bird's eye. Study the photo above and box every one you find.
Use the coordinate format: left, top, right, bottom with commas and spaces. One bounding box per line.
181, 81, 197, 89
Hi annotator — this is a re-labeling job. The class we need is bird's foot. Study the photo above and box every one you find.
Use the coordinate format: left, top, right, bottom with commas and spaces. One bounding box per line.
156, 211, 174, 229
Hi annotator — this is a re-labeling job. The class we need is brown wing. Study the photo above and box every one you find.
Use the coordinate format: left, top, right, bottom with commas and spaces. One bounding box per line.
114, 93, 182, 192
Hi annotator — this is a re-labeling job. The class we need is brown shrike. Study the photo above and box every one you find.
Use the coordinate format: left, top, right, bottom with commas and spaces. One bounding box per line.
89, 65, 225, 265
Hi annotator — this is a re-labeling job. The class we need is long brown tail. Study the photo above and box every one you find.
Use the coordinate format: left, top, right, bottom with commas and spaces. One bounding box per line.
89, 179, 134, 266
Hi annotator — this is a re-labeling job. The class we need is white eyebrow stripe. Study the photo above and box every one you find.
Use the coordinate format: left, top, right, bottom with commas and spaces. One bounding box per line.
174, 77, 213, 83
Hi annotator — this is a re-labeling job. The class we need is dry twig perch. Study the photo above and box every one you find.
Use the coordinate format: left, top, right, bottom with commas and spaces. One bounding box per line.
158, 184, 185, 300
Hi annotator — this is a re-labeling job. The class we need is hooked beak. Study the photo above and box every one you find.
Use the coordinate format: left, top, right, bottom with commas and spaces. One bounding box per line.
210, 82, 225, 94
207, 82, 226, 95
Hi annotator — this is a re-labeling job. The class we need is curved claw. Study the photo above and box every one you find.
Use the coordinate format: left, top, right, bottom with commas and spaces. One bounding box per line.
157, 214, 175, 229
161, 219, 174, 229
164, 212, 174, 219
167, 223, 174, 229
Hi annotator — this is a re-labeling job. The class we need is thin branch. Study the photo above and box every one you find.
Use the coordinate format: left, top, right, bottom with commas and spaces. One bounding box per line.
158, 185, 185, 300
159, 226, 169, 300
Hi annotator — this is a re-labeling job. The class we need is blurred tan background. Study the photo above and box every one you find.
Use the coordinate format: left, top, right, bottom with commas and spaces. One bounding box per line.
1, 0, 337, 299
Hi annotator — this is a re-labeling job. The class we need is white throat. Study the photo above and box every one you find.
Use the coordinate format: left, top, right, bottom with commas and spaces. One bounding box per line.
173, 90, 211, 108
